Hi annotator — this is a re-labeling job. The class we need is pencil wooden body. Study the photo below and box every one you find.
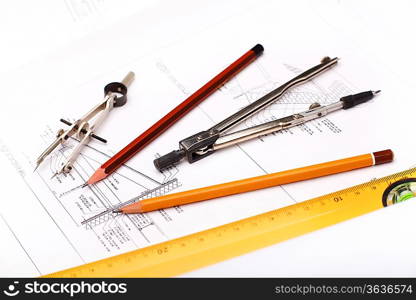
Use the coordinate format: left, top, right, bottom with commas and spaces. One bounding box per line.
121, 151, 392, 213
87, 44, 264, 185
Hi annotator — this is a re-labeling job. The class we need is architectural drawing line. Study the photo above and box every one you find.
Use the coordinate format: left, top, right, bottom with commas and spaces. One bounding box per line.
37, 171, 80, 226
0, 213, 42, 275
79, 151, 149, 190
81, 179, 179, 226
24, 174, 85, 263
79, 138, 161, 185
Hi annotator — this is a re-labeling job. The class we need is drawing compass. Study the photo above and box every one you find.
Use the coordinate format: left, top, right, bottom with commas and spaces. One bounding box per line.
34, 72, 135, 176
154, 57, 379, 171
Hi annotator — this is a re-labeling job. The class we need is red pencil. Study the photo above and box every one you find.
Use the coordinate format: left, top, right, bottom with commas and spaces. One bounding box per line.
87, 44, 264, 185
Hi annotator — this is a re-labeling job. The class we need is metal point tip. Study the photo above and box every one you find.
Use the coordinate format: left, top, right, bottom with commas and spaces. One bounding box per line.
50, 173, 58, 180
33, 165, 39, 173
373, 90, 381, 95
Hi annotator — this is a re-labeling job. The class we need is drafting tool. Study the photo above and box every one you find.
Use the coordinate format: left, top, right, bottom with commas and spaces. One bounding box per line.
45, 166, 416, 277
154, 56, 343, 171
117, 149, 393, 213
81, 179, 179, 227
34, 72, 135, 175
154, 62, 381, 172
87, 44, 264, 185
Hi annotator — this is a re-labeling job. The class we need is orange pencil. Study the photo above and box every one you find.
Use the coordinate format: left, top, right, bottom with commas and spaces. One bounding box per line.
116, 149, 393, 214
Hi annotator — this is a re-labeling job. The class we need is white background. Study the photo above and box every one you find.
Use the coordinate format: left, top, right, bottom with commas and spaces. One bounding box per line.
1, 0, 416, 277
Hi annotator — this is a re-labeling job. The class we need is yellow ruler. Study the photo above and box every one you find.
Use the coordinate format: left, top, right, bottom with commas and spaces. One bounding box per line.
45, 168, 416, 277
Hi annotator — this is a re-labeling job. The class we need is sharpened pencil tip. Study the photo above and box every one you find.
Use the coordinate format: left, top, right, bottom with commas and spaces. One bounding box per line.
87, 167, 108, 185
33, 165, 39, 173
373, 90, 381, 95
81, 182, 88, 188
113, 209, 122, 214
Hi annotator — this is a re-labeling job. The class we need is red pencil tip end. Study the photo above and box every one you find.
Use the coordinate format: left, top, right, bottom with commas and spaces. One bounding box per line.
87, 168, 108, 185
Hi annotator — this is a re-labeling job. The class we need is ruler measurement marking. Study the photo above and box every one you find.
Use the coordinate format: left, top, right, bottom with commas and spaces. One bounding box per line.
45, 168, 416, 277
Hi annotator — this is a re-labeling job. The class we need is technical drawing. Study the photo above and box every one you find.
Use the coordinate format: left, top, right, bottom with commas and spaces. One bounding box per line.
32, 127, 181, 253
218, 61, 353, 137
81, 178, 180, 227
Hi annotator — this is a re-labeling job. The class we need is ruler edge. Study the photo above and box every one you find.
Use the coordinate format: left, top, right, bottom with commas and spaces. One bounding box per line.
44, 167, 416, 277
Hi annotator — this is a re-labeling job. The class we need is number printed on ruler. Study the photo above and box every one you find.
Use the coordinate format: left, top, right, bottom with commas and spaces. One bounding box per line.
45, 168, 416, 278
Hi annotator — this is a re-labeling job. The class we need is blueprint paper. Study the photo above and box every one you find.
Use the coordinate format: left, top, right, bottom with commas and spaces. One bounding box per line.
0, 0, 415, 276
